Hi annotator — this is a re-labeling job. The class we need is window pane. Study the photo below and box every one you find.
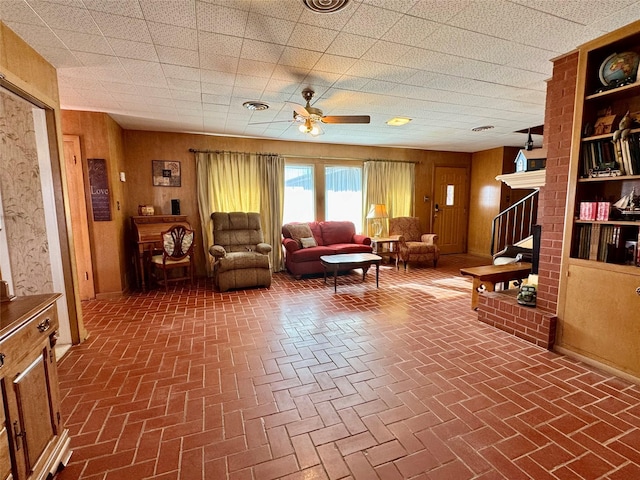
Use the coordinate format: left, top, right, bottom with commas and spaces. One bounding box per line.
446, 184, 455, 206
284, 165, 314, 223
325, 166, 363, 232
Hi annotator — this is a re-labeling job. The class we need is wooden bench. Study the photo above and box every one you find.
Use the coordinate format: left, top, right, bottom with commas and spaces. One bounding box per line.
460, 262, 532, 310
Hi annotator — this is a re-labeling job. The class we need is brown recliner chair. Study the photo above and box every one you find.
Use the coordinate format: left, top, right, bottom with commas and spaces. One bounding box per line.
209, 212, 272, 292
389, 216, 440, 269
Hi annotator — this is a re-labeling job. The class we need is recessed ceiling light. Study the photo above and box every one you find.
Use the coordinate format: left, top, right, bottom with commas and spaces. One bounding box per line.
243, 101, 269, 111
471, 125, 494, 132
302, 0, 350, 14
386, 117, 412, 126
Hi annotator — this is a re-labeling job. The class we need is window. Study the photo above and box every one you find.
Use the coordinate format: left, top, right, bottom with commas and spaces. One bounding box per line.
446, 184, 455, 206
325, 166, 363, 232
284, 165, 314, 224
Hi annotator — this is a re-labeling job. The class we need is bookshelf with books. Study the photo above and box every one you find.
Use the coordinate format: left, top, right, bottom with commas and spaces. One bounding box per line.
558, 21, 640, 380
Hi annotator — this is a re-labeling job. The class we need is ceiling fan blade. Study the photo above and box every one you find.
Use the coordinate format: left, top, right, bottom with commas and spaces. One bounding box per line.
321, 115, 370, 124
248, 120, 293, 125
289, 102, 310, 117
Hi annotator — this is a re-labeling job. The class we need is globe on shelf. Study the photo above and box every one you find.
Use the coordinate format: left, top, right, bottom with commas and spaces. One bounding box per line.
598, 51, 640, 88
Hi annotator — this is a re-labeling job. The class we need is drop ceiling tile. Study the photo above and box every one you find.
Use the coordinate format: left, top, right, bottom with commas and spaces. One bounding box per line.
237, 59, 277, 78
0, 1, 45, 25
233, 74, 269, 90
3, 21, 66, 49
90, 11, 153, 42
171, 89, 202, 102
345, 60, 417, 83
362, 0, 417, 13
326, 32, 376, 58
175, 100, 202, 111
72, 50, 119, 66
407, 0, 473, 23
198, 32, 243, 59
105, 37, 157, 61
270, 64, 309, 82
83, 0, 144, 18
57, 74, 103, 90
33, 45, 81, 67
53, 29, 112, 55
303, 71, 341, 88
279, 47, 322, 70
287, 24, 338, 53
361, 40, 410, 65
245, 12, 295, 45
27, 1, 99, 33
239, 39, 284, 63
157, 46, 200, 68
139, 86, 172, 98
381, 16, 439, 47
199, 54, 239, 72
297, 7, 352, 30
101, 81, 138, 94
120, 58, 166, 78
231, 86, 265, 100
196, 2, 249, 35
590, 3, 640, 33
167, 78, 201, 91
342, 3, 401, 39
511, 0, 636, 25
265, 78, 302, 95
201, 71, 236, 87
139, 0, 196, 29
313, 54, 357, 75
334, 75, 371, 91
251, 0, 303, 21
148, 22, 197, 50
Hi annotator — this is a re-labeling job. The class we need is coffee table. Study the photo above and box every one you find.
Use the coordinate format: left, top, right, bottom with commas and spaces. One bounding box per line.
320, 253, 382, 292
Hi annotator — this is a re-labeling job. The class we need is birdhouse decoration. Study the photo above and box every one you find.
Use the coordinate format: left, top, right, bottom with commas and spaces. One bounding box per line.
515, 147, 547, 172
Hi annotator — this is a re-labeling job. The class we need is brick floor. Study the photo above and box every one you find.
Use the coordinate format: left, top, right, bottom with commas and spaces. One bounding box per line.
56, 254, 640, 479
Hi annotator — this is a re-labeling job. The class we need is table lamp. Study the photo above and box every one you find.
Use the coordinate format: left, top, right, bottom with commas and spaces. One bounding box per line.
366, 204, 388, 238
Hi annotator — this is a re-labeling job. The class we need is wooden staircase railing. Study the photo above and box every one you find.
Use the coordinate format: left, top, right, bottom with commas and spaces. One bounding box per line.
490, 190, 539, 256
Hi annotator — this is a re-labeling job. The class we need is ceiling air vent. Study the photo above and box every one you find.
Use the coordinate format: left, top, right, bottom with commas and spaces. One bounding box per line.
243, 101, 269, 111
302, 0, 350, 14
471, 125, 494, 132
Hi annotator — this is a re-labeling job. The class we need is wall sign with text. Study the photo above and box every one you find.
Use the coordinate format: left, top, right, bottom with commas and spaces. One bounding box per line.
87, 158, 111, 221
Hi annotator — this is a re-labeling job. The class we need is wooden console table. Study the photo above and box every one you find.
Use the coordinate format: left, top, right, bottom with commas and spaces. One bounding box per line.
460, 262, 532, 310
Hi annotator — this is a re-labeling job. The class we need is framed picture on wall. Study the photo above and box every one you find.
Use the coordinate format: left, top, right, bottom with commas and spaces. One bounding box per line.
152, 160, 181, 187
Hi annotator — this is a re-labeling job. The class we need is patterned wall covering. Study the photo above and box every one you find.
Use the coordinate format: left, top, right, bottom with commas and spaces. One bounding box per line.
0, 88, 54, 295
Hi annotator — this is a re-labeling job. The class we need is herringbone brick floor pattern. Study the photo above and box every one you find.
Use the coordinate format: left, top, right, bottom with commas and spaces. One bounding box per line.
56, 255, 640, 480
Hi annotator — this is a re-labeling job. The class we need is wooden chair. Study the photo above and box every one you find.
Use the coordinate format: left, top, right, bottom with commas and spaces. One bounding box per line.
151, 225, 195, 292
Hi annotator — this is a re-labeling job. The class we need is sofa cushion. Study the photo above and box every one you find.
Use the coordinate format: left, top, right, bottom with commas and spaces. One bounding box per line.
319, 221, 355, 245
288, 245, 335, 262
331, 243, 374, 254
286, 223, 313, 247
300, 236, 317, 248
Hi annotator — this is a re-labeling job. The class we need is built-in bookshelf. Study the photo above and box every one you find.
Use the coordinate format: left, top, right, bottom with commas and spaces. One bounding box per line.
569, 36, 640, 270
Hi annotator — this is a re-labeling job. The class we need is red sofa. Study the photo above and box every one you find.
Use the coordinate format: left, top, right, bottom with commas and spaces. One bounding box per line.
282, 221, 373, 278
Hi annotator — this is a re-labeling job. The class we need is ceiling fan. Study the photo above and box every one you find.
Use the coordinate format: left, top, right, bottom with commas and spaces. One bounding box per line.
290, 88, 371, 136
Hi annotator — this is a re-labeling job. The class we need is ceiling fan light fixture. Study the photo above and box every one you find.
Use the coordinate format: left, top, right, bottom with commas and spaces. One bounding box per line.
301, 0, 349, 14
386, 117, 411, 126
243, 101, 269, 111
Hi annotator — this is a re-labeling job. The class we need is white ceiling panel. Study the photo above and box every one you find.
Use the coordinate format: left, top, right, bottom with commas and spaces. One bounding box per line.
4, 0, 640, 152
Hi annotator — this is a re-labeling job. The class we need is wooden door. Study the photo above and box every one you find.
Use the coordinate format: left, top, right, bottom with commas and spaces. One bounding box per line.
63, 135, 95, 300
433, 166, 468, 254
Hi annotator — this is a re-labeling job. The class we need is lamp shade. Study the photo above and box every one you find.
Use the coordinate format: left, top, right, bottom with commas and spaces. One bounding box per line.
366, 204, 388, 219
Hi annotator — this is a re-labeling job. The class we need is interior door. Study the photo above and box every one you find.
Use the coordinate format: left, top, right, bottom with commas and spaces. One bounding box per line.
63, 135, 95, 300
433, 166, 468, 254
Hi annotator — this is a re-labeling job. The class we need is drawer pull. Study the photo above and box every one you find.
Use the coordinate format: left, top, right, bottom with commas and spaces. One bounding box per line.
37, 318, 51, 332
0, 353, 4, 368
13, 421, 24, 450
636, 287, 640, 296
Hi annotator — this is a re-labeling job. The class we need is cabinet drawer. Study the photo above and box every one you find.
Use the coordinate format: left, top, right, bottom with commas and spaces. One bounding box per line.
0, 305, 58, 370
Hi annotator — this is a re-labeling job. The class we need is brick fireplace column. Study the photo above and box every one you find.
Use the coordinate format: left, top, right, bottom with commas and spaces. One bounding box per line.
476, 51, 579, 349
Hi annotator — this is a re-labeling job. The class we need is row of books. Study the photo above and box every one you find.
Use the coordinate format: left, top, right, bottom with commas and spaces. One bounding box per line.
573, 223, 640, 265
581, 131, 640, 177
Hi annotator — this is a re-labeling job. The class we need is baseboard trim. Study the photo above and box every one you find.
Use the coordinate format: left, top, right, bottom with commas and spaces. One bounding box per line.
554, 345, 640, 386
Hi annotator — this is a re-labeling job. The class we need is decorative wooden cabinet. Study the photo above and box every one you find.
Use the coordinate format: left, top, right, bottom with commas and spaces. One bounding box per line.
0, 294, 71, 480
559, 21, 640, 378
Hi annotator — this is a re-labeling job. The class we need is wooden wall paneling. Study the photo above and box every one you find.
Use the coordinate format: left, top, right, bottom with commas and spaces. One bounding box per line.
121, 130, 471, 277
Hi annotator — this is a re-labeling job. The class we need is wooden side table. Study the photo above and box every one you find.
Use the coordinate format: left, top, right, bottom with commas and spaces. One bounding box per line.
460, 262, 532, 310
371, 236, 400, 269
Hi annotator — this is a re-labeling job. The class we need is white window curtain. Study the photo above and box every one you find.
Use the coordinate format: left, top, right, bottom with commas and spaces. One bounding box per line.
363, 161, 415, 236
196, 151, 285, 273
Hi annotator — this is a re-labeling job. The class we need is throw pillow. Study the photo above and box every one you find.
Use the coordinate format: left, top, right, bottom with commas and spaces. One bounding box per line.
287, 223, 313, 247
300, 236, 317, 248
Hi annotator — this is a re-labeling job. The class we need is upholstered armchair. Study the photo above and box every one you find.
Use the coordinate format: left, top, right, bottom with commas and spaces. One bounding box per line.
389, 216, 440, 269
209, 212, 272, 292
